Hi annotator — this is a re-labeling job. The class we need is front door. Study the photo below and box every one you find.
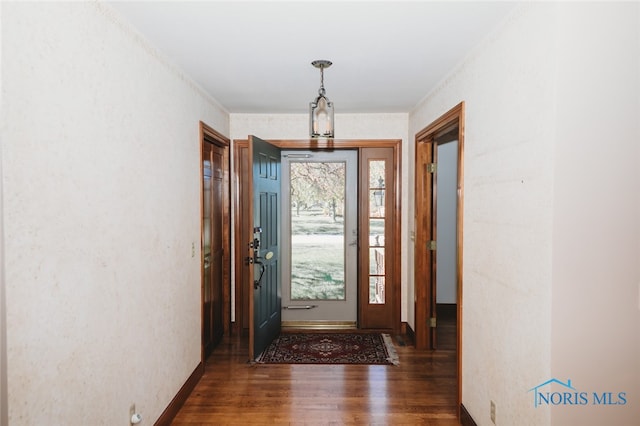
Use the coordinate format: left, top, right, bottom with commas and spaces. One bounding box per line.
281, 150, 358, 326
249, 136, 282, 359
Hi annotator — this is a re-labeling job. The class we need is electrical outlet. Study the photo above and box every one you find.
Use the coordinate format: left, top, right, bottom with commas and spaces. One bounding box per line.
129, 404, 136, 423
490, 400, 496, 424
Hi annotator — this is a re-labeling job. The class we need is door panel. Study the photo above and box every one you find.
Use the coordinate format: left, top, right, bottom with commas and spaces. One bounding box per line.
232, 141, 251, 333
281, 150, 358, 324
414, 139, 436, 348
202, 142, 224, 357
429, 143, 438, 349
249, 136, 282, 359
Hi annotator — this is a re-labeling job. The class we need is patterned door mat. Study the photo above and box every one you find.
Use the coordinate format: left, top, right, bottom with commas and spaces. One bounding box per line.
256, 332, 399, 365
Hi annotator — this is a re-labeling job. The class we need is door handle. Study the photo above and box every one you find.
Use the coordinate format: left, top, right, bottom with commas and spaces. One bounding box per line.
252, 251, 273, 290
283, 305, 318, 310
254, 260, 266, 289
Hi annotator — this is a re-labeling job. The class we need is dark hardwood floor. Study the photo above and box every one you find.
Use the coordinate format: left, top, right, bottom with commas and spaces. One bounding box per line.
171, 313, 458, 425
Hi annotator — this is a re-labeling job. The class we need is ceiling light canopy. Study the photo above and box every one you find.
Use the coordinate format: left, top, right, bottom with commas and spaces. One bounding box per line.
309, 60, 334, 138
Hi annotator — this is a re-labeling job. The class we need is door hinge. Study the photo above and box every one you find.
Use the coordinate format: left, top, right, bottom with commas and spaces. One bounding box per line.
429, 317, 437, 328
427, 240, 437, 250
426, 162, 437, 173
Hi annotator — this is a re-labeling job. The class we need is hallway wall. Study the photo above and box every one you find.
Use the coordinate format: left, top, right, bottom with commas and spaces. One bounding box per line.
2, 2, 228, 424
409, 2, 640, 425
550, 3, 640, 425
0, 2, 7, 423
410, 6, 557, 424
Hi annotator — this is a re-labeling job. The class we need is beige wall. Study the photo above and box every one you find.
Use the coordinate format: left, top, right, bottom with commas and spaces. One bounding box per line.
409, 2, 639, 425
0, 1, 7, 423
410, 4, 556, 425
2, 2, 228, 424
551, 3, 640, 425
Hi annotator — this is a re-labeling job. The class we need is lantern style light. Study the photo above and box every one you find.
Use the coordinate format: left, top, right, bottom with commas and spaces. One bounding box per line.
309, 60, 334, 138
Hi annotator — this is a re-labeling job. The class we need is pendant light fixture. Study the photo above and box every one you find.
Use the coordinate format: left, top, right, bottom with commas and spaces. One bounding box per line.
309, 60, 334, 138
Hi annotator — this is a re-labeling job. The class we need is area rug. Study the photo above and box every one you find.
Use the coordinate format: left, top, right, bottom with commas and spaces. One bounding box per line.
256, 333, 399, 365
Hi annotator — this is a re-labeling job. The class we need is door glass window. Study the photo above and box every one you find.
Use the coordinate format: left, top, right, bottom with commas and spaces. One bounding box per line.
368, 160, 386, 304
289, 161, 346, 300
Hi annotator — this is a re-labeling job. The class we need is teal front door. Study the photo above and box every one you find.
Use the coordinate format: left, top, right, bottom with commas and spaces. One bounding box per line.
249, 135, 282, 359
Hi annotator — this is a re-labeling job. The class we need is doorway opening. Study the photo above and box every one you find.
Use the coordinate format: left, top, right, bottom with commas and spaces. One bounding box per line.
233, 139, 402, 345
413, 102, 464, 413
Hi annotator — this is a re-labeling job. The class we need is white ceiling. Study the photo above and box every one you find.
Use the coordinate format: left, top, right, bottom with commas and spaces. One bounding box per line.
107, 1, 518, 114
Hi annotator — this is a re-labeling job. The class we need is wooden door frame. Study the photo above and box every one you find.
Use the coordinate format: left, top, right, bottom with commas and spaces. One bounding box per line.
232, 141, 250, 335
358, 146, 398, 329
233, 139, 402, 335
199, 122, 231, 364
414, 102, 464, 414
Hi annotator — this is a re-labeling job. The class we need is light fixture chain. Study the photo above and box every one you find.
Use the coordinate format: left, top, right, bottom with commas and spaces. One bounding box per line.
319, 66, 325, 96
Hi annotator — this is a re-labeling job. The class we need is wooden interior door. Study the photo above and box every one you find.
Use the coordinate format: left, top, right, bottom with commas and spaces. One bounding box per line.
202, 142, 225, 357
414, 139, 438, 349
414, 137, 438, 350
248, 135, 282, 359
